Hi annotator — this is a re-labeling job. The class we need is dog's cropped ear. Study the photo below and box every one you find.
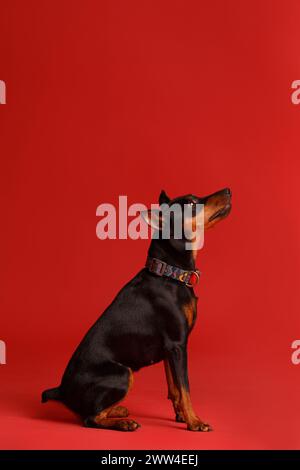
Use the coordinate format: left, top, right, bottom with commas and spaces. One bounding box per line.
159, 190, 170, 205
141, 209, 163, 231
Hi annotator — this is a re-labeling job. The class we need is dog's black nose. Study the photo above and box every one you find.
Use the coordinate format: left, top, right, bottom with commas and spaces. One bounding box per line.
223, 188, 231, 196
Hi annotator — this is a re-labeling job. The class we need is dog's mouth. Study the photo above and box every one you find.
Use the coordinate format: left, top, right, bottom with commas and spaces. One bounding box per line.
208, 203, 231, 222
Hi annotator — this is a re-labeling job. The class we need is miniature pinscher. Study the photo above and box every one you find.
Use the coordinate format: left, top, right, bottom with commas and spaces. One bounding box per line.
42, 188, 231, 432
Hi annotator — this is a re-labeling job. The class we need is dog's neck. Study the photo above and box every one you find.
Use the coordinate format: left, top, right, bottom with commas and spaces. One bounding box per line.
147, 239, 197, 271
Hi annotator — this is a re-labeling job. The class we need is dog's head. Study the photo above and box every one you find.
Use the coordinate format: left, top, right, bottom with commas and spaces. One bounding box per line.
143, 188, 231, 252
158, 188, 232, 229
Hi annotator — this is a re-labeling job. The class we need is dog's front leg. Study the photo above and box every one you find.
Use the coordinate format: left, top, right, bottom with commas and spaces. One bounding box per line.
164, 359, 185, 422
165, 345, 211, 432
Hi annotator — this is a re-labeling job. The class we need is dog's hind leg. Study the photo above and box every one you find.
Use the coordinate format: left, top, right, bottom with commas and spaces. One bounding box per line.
83, 364, 139, 431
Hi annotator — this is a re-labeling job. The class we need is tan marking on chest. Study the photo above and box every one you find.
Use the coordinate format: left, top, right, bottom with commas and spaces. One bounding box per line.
182, 298, 197, 328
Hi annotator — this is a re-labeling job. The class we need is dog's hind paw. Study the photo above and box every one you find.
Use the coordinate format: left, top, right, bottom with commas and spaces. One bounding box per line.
116, 419, 141, 432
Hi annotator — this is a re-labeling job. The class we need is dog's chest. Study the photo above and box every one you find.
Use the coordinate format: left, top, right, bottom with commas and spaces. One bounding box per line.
182, 297, 198, 330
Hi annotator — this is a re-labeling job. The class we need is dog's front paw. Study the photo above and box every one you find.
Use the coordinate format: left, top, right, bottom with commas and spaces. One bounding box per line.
116, 419, 141, 432
187, 420, 212, 432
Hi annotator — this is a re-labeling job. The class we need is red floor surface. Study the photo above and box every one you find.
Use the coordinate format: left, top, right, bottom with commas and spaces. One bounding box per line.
0, 345, 299, 450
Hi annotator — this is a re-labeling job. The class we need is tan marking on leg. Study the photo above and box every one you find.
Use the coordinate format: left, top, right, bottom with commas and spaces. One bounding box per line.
182, 298, 197, 328
127, 368, 134, 393
179, 387, 211, 432
164, 359, 185, 422
107, 405, 129, 418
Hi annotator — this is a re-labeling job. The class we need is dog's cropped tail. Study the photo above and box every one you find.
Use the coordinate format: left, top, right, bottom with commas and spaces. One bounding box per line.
41, 387, 61, 403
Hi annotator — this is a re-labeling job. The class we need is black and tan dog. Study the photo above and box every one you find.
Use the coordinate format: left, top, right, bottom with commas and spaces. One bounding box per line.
42, 188, 231, 431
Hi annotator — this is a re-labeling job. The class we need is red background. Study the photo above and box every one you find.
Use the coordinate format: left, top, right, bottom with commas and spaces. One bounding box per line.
1, 0, 300, 450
